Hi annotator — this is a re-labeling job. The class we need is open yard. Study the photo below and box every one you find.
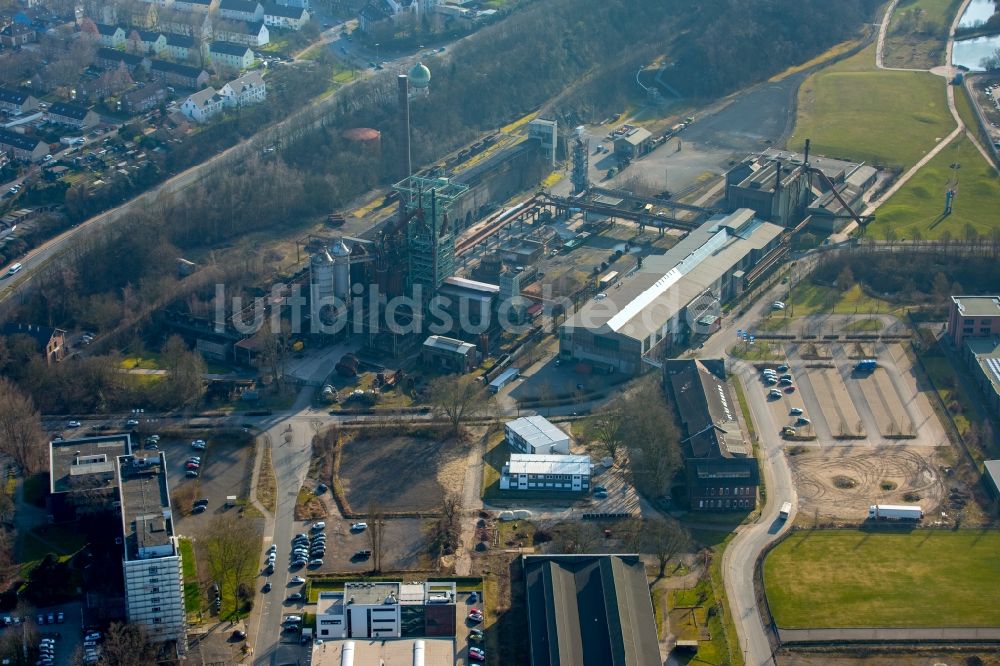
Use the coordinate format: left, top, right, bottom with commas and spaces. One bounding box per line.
783, 283, 904, 318
764, 529, 1000, 628
339, 430, 467, 513
882, 0, 961, 69
870, 135, 1000, 240
790, 45, 953, 168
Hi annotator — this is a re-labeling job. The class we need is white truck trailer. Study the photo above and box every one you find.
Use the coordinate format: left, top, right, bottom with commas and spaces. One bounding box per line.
779, 502, 792, 519
867, 504, 922, 520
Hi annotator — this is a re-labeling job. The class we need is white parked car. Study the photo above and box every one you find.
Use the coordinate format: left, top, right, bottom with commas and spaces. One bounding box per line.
351, 522, 368, 531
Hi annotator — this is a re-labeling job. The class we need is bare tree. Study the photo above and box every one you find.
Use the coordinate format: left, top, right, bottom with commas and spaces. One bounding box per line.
592, 399, 625, 460
203, 516, 262, 617
642, 517, 689, 578
98, 622, 158, 666
620, 378, 681, 497
0, 378, 46, 473
426, 375, 492, 435
432, 491, 462, 556
367, 501, 386, 573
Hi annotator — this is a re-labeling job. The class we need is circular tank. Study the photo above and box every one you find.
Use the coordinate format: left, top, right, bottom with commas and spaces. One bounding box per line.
329, 238, 351, 300
342, 127, 381, 156
408, 62, 431, 89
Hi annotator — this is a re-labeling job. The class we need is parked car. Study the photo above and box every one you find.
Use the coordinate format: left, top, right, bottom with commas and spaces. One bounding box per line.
191, 440, 206, 449
262, 582, 272, 593
468, 608, 483, 622
789, 407, 803, 416
126, 419, 139, 427
231, 630, 246, 641
191, 505, 206, 514
286, 592, 304, 602
469, 628, 484, 642
350, 522, 368, 531
311, 521, 325, 531
290, 576, 306, 585
186, 470, 199, 478
67, 420, 81, 428
468, 646, 486, 662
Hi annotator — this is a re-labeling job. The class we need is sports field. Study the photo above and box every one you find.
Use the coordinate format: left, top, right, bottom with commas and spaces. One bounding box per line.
872, 135, 1000, 239
790, 45, 953, 169
764, 530, 1000, 628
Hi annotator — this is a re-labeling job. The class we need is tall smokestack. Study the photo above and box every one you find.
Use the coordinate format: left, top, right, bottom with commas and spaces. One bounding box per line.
803, 138, 810, 169
398, 74, 411, 181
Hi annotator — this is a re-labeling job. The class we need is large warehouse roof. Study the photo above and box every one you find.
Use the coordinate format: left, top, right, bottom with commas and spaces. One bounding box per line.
563, 209, 782, 342
522, 554, 660, 666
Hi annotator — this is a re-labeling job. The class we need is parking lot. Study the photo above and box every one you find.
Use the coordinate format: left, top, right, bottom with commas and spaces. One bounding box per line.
166, 430, 255, 522
285, 517, 430, 576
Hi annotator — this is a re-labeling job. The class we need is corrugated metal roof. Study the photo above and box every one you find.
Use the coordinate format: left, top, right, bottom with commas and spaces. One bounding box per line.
507, 453, 590, 476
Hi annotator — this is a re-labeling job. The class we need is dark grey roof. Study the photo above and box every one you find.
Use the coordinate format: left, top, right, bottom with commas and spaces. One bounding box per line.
95, 23, 122, 36
0, 128, 46, 152
0, 87, 31, 106
666, 358, 746, 459
150, 59, 207, 77
522, 554, 660, 666
48, 102, 92, 120
166, 33, 195, 48
138, 30, 164, 42
265, 3, 307, 18
211, 41, 252, 56
220, 0, 261, 11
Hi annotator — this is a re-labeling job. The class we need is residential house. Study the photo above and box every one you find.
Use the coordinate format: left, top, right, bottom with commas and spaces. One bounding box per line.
96, 23, 127, 48
1, 322, 66, 364
149, 60, 211, 88
0, 87, 40, 114
78, 68, 135, 102
180, 86, 225, 122
214, 20, 269, 46
123, 83, 168, 114
136, 29, 168, 55
158, 12, 213, 38
47, 102, 101, 130
0, 23, 36, 47
665, 359, 759, 512
96, 47, 149, 74
359, 0, 438, 31
263, 3, 310, 29
219, 0, 264, 22
0, 128, 48, 162
172, 0, 214, 12
209, 41, 254, 69
129, 2, 158, 28
219, 70, 266, 107
164, 33, 204, 61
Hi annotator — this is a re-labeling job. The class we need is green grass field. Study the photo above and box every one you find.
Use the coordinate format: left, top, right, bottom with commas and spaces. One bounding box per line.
784, 283, 905, 317
872, 135, 1000, 239
764, 530, 1000, 628
883, 0, 961, 69
790, 45, 953, 168
179, 538, 201, 615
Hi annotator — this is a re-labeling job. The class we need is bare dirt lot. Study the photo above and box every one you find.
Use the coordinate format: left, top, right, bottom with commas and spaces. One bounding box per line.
339, 430, 468, 513
787, 445, 945, 522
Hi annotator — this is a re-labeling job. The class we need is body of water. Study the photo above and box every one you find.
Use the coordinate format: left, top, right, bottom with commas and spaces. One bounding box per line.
953, 35, 1000, 71
957, 0, 997, 28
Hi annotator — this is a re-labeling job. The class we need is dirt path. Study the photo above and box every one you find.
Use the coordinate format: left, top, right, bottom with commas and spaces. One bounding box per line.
454, 431, 488, 576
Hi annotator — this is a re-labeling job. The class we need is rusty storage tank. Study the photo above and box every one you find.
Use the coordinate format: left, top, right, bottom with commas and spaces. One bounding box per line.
342, 127, 381, 157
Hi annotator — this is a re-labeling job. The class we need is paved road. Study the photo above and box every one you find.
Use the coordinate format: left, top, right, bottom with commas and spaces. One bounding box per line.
693, 258, 816, 666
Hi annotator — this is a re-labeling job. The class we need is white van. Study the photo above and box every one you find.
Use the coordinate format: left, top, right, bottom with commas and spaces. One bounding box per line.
6, 263, 22, 276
